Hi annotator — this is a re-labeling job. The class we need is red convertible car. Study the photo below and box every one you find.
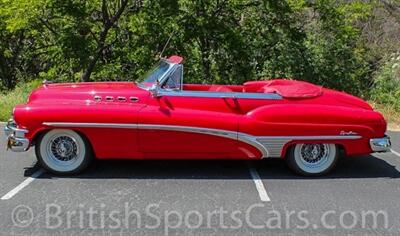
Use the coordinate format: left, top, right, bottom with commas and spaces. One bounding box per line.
5, 55, 391, 176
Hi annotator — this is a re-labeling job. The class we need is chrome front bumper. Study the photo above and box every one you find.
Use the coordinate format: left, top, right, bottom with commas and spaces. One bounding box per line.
370, 136, 391, 152
4, 119, 30, 152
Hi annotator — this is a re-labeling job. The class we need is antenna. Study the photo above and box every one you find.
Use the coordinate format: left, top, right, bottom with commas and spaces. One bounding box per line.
159, 29, 176, 59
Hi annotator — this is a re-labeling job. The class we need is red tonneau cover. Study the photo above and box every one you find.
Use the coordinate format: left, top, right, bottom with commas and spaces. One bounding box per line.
244, 79, 323, 98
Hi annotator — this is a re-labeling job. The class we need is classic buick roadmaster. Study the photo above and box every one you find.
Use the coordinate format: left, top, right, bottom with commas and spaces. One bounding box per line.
4, 55, 391, 176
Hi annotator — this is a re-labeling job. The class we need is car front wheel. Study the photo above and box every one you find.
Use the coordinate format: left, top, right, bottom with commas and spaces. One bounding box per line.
286, 143, 339, 176
35, 129, 93, 175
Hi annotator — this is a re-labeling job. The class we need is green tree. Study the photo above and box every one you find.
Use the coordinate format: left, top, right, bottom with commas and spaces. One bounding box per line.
0, 0, 380, 100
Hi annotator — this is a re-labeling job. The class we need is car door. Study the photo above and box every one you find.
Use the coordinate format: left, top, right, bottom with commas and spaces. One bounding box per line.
138, 67, 241, 159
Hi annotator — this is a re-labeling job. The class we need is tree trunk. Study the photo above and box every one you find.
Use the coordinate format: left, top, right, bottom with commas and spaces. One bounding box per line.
81, 0, 129, 82
199, 36, 212, 84
0, 54, 14, 89
81, 29, 109, 82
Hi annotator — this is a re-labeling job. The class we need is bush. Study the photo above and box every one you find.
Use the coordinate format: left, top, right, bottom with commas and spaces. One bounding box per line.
370, 54, 400, 111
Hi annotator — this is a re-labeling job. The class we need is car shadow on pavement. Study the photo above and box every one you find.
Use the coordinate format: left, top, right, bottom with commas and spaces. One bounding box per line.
24, 154, 400, 180
256, 154, 400, 179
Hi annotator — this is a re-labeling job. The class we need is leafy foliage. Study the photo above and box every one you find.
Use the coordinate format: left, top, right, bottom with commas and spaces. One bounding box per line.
370, 54, 400, 110
0, 0, 398, 112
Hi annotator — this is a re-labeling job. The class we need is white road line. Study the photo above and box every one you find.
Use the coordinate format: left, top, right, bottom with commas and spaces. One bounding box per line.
247, 163, 270, 202
1, 169, 44, 200
391, 149, 400, 158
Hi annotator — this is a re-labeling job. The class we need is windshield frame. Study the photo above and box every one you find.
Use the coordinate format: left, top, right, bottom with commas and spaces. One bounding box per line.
137, 59, 177, 91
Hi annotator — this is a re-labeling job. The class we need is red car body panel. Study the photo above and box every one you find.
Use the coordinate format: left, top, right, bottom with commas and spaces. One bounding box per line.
11, 56, 387, 160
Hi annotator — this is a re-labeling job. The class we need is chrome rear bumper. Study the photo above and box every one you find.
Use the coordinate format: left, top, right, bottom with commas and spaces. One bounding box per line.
4, 119, 30, 152
370, 136, 391, 152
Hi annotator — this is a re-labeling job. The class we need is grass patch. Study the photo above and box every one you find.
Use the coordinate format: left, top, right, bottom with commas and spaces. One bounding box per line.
0, 80, 42, 121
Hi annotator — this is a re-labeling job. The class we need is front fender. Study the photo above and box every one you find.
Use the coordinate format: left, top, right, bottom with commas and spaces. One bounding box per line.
12, 102, 141, 141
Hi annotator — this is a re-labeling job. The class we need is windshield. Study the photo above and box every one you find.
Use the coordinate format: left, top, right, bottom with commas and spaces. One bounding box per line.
137, 60, 172, 89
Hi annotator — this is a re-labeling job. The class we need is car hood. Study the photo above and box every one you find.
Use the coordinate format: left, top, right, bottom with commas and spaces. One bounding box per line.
27, 82, 148, 104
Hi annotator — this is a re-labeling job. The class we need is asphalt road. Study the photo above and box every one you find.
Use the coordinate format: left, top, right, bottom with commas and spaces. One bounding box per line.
1, 126, 400, 236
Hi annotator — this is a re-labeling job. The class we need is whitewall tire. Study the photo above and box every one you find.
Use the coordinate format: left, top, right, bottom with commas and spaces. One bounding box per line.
286, 143, 339, 176
35, 129, 93, 174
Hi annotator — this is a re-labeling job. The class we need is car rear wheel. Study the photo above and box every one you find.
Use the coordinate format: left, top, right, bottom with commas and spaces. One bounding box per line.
286, 143, 338, 176
35, 129, 93, 175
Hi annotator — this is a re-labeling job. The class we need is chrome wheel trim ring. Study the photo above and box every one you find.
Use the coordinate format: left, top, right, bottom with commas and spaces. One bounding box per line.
40, 129, 86, 172
294, 143, 336, 174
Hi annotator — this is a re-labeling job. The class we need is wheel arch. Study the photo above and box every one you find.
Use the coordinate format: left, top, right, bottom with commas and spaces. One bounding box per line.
32, 128, 95, 157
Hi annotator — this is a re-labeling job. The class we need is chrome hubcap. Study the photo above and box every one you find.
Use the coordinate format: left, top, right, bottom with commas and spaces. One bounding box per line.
299, 144, 330, 167
50, 136, 78, 162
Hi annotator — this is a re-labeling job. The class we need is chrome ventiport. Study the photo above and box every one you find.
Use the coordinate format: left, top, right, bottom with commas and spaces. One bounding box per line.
370, 136, 391, 152
94, 95, 102, 102
130, 97, 139, 102
117, 96, 127, 102
105, 96, 114, 102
